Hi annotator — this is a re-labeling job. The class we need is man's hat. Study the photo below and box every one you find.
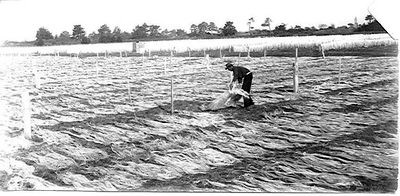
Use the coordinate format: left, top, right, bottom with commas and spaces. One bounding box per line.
225, 63, 233, 70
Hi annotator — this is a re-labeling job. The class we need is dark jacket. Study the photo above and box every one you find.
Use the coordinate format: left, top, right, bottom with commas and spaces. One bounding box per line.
232, 66, 251, 83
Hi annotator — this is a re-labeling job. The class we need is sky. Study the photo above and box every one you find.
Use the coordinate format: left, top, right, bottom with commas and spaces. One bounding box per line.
0, 0, 395, 42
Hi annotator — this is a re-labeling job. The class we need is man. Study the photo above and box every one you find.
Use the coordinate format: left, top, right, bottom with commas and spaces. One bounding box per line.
225, 62, 254, 107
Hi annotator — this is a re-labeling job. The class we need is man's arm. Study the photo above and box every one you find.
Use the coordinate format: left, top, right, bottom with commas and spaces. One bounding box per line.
232, 68, 239, 83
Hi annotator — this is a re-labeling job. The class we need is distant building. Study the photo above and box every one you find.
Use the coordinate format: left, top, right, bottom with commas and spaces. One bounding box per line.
354, 17, 359, 28
205, 30, 221, 35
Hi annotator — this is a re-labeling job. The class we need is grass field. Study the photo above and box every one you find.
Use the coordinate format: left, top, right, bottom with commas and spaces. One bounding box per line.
0, 54, 398, 192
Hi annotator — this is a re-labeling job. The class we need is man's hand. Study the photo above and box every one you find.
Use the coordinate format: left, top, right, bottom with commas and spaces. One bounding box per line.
228, 83, 233, 90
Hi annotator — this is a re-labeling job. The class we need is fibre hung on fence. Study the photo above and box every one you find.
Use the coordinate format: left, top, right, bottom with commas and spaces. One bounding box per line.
0, 33, 396, 56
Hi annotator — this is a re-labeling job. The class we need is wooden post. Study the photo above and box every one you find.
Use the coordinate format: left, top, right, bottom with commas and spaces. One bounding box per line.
148, 50, 151, 57
203, 50, 206, 57
205, 54, 210, 70
229, 46, 232, 53
321, 45, 326, 59
22, 91, 32, 140
120, 51, 122, 58
247, 46, 250, 58
97, 52, 99, 57
219, 48, 222, 58
338, 58, 342, 84
264, 50, 266, 58
170, 76, 174, 114
188, 49, 191, 57
125, 51, 128, 57
105, 51, 107, 58
293, 48, 299, 93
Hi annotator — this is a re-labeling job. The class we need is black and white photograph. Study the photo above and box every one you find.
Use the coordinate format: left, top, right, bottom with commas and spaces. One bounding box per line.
0, 0, 398, 193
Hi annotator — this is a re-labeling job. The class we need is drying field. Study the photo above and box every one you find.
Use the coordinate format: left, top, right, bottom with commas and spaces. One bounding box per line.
0, 55, 398, 192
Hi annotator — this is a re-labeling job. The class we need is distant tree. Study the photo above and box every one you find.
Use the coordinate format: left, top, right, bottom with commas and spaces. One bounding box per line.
121, 31, 131, 41
98, 24, 112, 43
149, 25, 161, 37
274, 23, 286, 31
80, 36, 91, 44
261, 17, 272, 30
98, 24, 111, 35
132, 23, 149, 39
318, 24, 328, 29
221, 21, 237, 36
176, 29, 187, 37
35, 38, 45, 46
198, 22, 209, 34
88, 31, 99, 43
356, 19, 386, 32
208, 22, 219, 31
112, 26, 123, 42
328, 24, 335, 29
294, 25, 302, 30
365, 14, 375, 23
190, 24, 199, 35
247, 17, 255, 32
72, 25, 85, 39
169, 29, 178, 37
161, 29, 170, 37
36, 27, 54, 40
59, 31, 71, 39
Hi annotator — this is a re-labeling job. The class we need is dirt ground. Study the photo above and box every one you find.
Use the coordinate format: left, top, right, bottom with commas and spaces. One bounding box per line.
0, 55, 398, 192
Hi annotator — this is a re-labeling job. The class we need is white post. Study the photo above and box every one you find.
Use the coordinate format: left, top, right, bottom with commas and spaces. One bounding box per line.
338, 58, 342, 84
22, 91, 32, 140
120, 51, 122, 58
170, 76, 174, 114
205, 54, 210, 70
321, 45, 326, 59
126, 64, 131, 103
247, 46, 250, 58
293, 48, 299, 93
33, 68, 41, 89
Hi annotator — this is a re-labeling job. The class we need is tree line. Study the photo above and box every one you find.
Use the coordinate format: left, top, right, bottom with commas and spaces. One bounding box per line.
32, 14, 386, 46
